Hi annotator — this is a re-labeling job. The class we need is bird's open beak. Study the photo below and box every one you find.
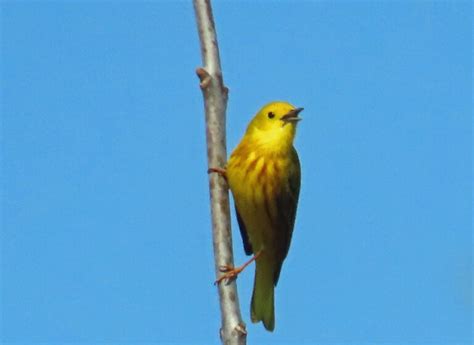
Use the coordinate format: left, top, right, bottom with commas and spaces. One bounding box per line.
281, 107, 304, 124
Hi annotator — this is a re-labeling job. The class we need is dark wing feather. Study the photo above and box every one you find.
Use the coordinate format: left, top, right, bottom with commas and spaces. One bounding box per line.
273, 147, 301, 285
235, 207, 253, 255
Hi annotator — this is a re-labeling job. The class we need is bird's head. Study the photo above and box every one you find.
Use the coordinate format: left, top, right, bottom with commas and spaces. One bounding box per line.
246, 101, 303, 148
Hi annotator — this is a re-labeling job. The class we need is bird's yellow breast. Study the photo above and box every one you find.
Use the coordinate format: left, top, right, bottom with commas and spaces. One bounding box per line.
226, 141, 294, 252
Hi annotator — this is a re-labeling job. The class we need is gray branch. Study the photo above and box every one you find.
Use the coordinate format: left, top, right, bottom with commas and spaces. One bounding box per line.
193, 1, 247, 344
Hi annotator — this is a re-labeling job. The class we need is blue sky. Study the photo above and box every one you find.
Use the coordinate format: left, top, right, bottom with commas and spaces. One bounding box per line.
1, 1, 471, 344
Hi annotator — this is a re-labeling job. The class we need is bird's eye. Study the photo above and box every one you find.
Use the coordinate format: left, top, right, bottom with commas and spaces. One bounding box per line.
267, 112, 275, 119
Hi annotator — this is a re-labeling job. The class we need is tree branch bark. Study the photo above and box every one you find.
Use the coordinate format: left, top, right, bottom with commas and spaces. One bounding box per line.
193, 1, 247, 344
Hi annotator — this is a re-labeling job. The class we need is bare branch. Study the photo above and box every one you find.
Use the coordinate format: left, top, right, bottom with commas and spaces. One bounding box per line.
193, 1, 247, 345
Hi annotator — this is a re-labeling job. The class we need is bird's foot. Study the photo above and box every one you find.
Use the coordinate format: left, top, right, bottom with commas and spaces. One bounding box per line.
214, 265, 244, 285
208, 167, 227, 182
208, 167, 227, 177
214, 250, 263, 285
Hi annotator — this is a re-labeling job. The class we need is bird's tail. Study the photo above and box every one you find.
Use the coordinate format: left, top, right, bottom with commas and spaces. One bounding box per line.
251, 255, 275, 331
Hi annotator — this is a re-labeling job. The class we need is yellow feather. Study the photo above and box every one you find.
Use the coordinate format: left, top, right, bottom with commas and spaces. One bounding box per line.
226, 101, 302, 331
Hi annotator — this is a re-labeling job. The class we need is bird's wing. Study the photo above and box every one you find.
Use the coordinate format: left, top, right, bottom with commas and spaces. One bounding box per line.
236, 207, 254, 255
273, 147, 301, 284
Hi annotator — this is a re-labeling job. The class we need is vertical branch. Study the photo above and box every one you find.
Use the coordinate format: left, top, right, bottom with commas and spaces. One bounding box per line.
193, 1, 247, 345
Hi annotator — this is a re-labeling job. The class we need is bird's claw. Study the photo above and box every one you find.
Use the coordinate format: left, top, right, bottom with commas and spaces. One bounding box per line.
214, 251, 263, 286
214, 265, 243, 285
208, 167, 227, 176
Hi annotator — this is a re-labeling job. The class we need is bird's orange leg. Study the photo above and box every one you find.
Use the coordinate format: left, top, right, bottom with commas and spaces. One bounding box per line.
208, 167, 227, 179
214, 250, 263, 285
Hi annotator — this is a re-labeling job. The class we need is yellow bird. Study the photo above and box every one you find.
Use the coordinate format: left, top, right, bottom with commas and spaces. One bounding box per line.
213, 101, 302, 331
